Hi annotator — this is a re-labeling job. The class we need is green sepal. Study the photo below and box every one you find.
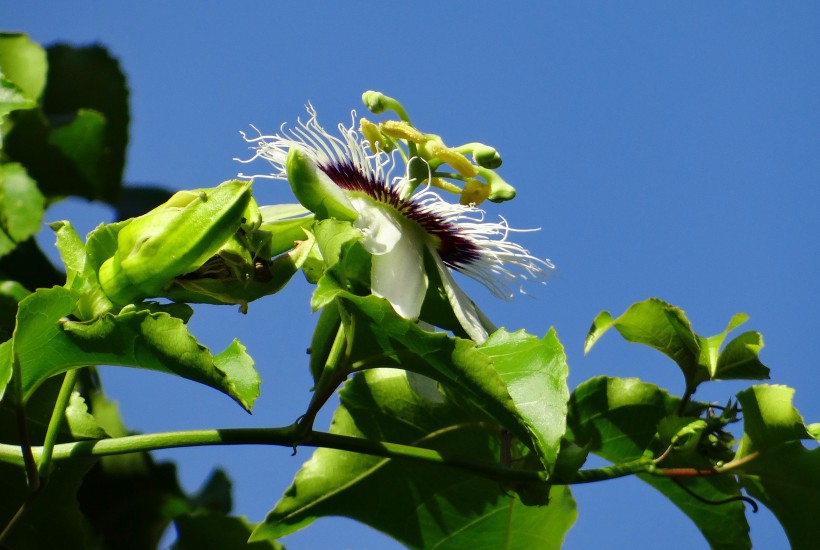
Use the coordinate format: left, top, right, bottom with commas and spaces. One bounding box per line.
51, 220, 114, 320
258, 203, 315, 257
285, 149, 358, 221
165, 232, 315, 309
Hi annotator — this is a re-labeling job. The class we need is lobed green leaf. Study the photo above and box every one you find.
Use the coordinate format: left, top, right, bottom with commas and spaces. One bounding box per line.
585, 298, 769, 392
253, 369, 576, 548
0, 286, 259, 411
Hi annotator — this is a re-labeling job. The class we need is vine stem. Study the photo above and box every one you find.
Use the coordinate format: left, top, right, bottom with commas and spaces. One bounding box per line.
38, 369, 79, 479
0, 427, 761, 489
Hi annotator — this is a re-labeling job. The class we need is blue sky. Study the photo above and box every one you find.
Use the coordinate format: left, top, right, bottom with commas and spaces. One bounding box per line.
6, 2, 820, 548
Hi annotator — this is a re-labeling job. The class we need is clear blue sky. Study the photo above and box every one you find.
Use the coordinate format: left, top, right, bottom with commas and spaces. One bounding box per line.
6, 2, 820, 548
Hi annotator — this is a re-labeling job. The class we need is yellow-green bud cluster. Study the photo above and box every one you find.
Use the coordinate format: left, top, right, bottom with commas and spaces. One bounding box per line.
360, 91, 516, 205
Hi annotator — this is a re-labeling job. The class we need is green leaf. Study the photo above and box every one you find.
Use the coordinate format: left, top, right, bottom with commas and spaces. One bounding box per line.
338, 292, 537, 452
0, 236, 66, 291
585, 298, 768, 391
0, 376, 100, 548
47, 109, 108, 194
78, 454, 190, 549
478, 328, 569, 472
43, 43, 130, 203
0, 75, 37, 118
0, 287, 259, 410
0, 163, 45, 257
174, 513, 283, 550
585, 298, 704, 387
0, 33, 47, 102
258, 202, 314, 256
567, 376, 751, 549
0, 280, 28, 342
253, 369, 577, 548
3, 43, 129, 203
714, 331, 769, 381
308, 219, 372, 310
735, 385, 819, 549
697, 313, 748, 373
188, 469, 233, 515
65, 390, 109, 440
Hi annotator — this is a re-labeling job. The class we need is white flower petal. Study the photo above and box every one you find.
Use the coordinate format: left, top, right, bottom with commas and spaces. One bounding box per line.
349, 196, 402, 255
433, 252, 495, 343
371, 224, 428, 319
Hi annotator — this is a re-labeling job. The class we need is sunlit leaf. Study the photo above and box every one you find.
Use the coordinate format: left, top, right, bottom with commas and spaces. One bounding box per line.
253, 369, 576, 548
479, 328, 569, 472
585, 298, 768, 391
52, 220, 113, 320
0, 33, 47, 102
65, 391, 108, 440
3, 43, 129, 202
0, 76, 36, 118
735, 385, 819, 548
0, 163, 45, 257
714, 331, 769, 381
48, 109, 108, 194
0, 287, 259, 410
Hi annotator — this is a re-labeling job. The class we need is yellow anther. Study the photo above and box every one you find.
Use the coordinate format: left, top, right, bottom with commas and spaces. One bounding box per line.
379, 120, 427, 143
428, 143, 479, 178
429, 177, 464, 196
360, 118, 391, 152
459, 179, 491, 205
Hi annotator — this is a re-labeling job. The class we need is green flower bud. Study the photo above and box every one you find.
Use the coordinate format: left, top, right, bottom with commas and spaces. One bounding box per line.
471, 144, 502, 169
165, 231, 315, 312
286, 148, 358, 222
361, 90, 409, 121
477, 167, 517, 203
659, 416, 708, 456
98, 180, 252, 306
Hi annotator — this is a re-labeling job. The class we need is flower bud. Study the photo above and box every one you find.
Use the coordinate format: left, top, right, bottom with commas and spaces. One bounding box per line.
471, 144, 502, 169
477, 168, 517, 203
361, 90, 409, 120
98, 180, 252, 306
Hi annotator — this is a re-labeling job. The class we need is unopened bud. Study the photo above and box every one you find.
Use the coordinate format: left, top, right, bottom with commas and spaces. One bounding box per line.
98, 181, 252, 306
